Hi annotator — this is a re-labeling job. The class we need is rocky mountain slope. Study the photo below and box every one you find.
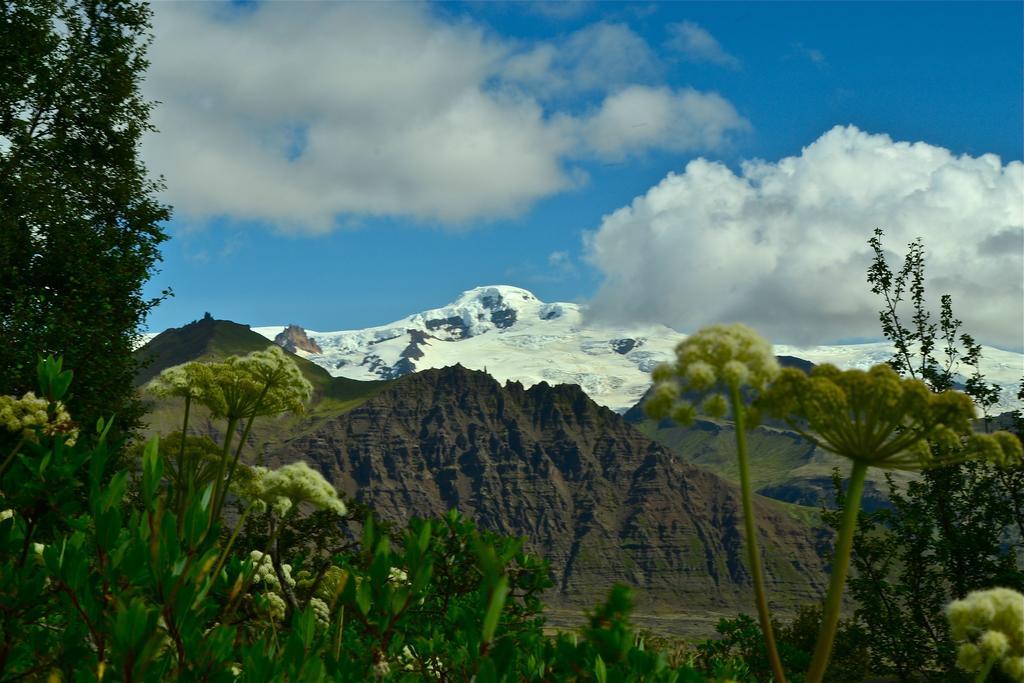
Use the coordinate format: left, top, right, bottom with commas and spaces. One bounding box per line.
272, 365, 829, 612
251, 285, 1023, 415
274, 324, 323, 355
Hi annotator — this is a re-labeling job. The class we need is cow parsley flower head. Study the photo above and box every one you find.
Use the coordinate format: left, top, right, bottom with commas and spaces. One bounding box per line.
309, 597, 331, 630
675, 324, 779, 391
702, 394, 729, 420
946, 587, 1024, 681
262, 592, 287, 622
248, 550, 295, 589
647, 324, 778, 425
149, 362, 216, 401
179, 346, 313, 422
234, 346, 313, 417
0, 392, 78, 446
684, 361, 717, 391
644, 381, 679, 421
372, 655, 391, 678
758, 363, 1016, 471
236, 462, 346, 517
0, 393, 49, 436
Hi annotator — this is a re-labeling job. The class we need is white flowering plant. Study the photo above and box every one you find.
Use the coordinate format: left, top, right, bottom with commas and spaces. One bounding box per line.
148, 346, 314, 525
946, 587, 1024, 682
646, 324, 788, 683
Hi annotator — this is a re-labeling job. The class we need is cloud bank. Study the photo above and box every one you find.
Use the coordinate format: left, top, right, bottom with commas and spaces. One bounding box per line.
584, 126, 1024, 350
143, 5, 748, 233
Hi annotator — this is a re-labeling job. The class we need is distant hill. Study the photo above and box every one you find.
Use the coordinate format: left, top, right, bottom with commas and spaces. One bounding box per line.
622, 357, 912, 511
133, 315, 390, 447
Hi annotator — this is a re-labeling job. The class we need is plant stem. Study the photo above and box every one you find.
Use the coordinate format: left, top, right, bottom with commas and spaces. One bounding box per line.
729, 388, 787, 683
806, 460, 868, 683
175, 395, 192, 524
332, 605, 345, 659
974, 658, 995, 683
0, 436, 26, 481
218, 411, 258, 520
196, 502, 255, 605
209, 415, 239, 529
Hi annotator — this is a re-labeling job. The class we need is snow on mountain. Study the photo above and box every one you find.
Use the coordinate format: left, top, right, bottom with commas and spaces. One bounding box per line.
253, 285, 1024, 414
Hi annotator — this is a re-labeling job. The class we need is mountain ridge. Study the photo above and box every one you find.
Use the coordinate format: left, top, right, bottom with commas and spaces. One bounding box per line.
131, 318, 829, 625
271, 364, 830, 612
249, 285, 1024, 414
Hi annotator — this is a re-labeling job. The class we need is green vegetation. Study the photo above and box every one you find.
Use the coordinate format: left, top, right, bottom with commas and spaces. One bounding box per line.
135, 316, 388, 455
0, 0, 171, 438
646, 323, 789, 682
817, 230, 1024, 682
1, 356, 765, 680
3, 304, 1021, 680
2, 2, 1022, 679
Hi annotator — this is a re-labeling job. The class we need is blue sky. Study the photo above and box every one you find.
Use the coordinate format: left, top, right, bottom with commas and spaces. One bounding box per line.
141, 1, 1023, 350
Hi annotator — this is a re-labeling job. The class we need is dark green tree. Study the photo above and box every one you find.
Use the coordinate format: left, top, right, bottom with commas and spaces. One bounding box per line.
0, 0, 170, 435
824, 229, 1024, 681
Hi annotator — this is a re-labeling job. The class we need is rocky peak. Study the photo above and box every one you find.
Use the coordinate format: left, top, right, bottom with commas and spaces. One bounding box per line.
274, 324, 323, 355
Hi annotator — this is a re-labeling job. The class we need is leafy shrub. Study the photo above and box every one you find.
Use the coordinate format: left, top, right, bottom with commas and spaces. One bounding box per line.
1, 356, 725, 680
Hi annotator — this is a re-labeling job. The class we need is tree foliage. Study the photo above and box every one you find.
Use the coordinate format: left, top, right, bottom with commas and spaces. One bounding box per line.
0, 0, 170, 435
823, 229, 1024, 681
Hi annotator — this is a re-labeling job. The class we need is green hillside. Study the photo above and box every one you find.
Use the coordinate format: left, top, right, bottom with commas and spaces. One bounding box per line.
629, 403, 913, 513
133, 314, 389, 447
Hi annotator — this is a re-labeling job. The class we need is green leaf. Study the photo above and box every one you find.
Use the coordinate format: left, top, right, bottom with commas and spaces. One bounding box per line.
595, 654, 607, 683
481, 575, 509, 644
141, 436, 162, 504
417, 520, 431, 554
356, 579, 372, 616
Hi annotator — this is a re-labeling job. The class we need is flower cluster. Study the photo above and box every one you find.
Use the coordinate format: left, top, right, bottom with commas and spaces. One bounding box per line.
234, 346, 313, 417
248, 550, 295, 591
646, 323, 779, 425
758, 363, 1021, 471
236, 462, 347, 517
309, 597, 331, 630
0, 392, 78, 446
149, 345, 313, 422
148, 362, 214, 401
946, 587, 1024, 681
260, 592, 287, 622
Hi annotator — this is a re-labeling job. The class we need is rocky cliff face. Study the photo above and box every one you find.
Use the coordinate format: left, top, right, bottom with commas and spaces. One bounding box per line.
274, 365, 828, 610
274, 324, 323, 355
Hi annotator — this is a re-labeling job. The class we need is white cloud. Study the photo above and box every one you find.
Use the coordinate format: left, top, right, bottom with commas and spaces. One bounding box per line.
502, 22, 660, 97
584, 126, 1024, 350
568, 85, 750, 161
142, 6, 741, 232
665, 21, 740, 68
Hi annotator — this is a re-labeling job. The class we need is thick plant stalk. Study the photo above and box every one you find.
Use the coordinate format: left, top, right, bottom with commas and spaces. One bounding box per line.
208, 415, 239, 531
218, 410, 259, 517
174, 394, 192, 518
974, 659, 995, 683
197, 501, 256, 604
214, 382, 270, 520
806, 461, 868, 683
729, 389, 787, 683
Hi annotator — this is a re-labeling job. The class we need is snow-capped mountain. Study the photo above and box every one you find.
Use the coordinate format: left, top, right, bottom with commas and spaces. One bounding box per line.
253, 285, 1024, 414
